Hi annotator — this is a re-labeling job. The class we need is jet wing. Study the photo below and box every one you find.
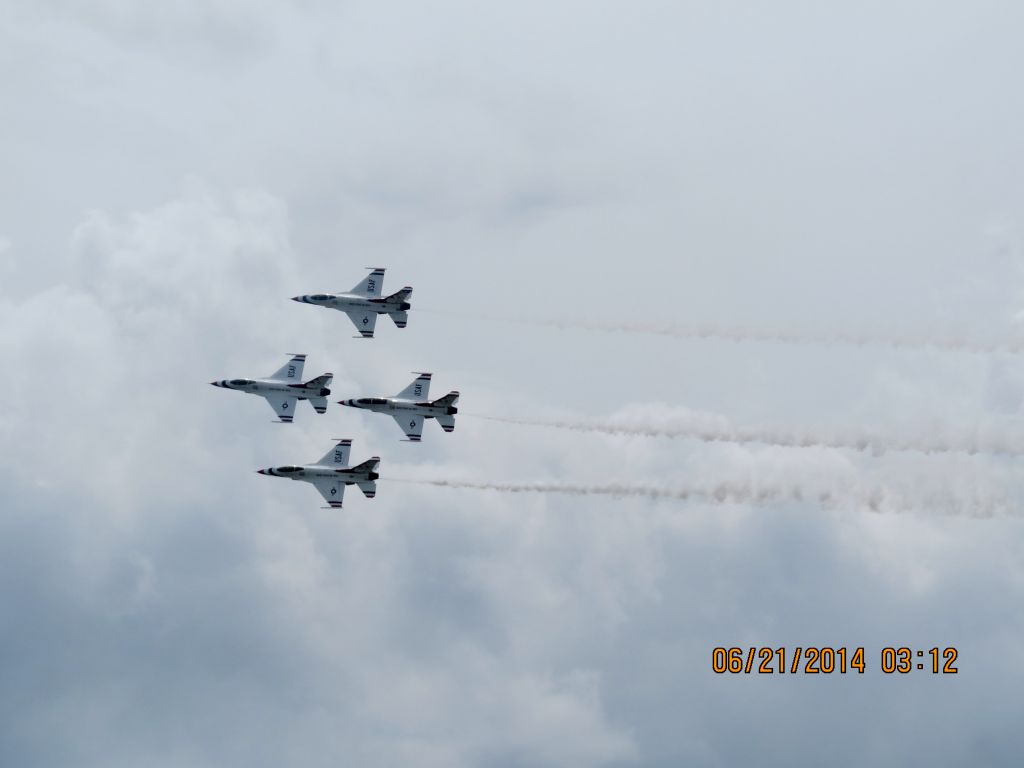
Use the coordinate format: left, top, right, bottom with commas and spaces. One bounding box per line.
265, 395, 298, 423
392, 413, 424, 442
396, 373, 431, 401
345, 309, 378, 338
312, 477, 346, 508
268, 354, 305, 382
349, 268, 385, 298
317, 439, 351, 467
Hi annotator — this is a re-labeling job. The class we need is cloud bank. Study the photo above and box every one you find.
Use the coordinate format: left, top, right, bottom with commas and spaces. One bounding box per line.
3, 2, 1024, 767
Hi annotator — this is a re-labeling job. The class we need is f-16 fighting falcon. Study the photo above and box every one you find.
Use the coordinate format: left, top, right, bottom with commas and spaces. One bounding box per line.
210, 354, 332, 423
338, 372, 459, 442
291, 267, 412, 338
256, 439, 380, 508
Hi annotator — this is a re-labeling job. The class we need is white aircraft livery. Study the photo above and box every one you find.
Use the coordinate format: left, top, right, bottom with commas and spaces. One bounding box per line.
211, 354, 332, 423
291, 267, 413, 338
338, 372, 459, 442
256, 439, 380, 508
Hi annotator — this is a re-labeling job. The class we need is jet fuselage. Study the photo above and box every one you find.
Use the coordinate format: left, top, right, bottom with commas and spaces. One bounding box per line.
340, 397, 457, 419
212, 378, 331, 399
291, 293, 411, 314
258, 464, 380, 482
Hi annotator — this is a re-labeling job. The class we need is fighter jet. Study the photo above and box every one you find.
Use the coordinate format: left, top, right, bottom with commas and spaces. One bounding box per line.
291, 267, 412, 338
338, 372, 459, 442
256, 439, 380, 508
211, 354, 332, 423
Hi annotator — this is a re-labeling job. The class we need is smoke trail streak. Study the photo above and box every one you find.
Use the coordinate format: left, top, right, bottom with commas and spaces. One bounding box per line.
471, 414, 1024, 457
534, 318, 1024, 355
394, 478, 835, 505
417, 308, 1023, 355
390, 478, 1015, 517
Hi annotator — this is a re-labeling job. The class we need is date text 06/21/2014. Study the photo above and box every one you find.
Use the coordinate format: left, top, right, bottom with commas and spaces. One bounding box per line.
711, 647, 959, 675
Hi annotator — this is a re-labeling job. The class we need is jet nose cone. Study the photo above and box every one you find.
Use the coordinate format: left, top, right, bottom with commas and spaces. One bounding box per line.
256, 469, 268, 475
210, 381, 223, 387
291, 296, 303, 303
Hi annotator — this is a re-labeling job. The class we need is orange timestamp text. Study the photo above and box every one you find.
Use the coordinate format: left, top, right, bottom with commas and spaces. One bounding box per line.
711, 647, 959, 674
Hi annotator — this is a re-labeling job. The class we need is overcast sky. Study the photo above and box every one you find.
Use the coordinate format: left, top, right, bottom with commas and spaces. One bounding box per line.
3, 2, 1024, 766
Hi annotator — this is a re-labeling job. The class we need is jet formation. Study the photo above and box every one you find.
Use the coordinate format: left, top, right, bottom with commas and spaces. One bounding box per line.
212, 268, 459, 507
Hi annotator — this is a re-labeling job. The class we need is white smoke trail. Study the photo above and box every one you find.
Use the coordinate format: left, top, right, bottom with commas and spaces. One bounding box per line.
534, 318, 1024, 355
471, 413, 1024, 457
417, 308, 1023, 355
390, 478, 1016, 517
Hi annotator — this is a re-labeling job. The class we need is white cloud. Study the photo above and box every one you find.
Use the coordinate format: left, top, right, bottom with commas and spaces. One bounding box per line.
3, 2, 1024, 766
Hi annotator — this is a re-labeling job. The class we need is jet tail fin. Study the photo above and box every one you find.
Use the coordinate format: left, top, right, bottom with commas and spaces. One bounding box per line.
296, 374, 332, 412
303, 373, 333, 390
432, 391, 460, 408
356, 479, 377, 498
384, 286, 412, 304
390, 310, 408, 328
351, 456, 380, 473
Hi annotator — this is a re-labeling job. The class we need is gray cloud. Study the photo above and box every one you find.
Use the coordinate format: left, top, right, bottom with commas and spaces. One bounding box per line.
2, 2, 1024, 767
